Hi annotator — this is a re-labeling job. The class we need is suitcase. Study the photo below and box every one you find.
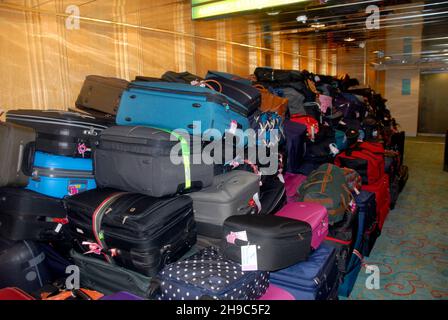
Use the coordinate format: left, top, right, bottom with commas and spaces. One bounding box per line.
290, 114, 319, 140
0, 237, 53, 293
221, 215, 312, 271
116, 82, 251, 140
270, 243, 340, 300
0, 288, 35, 300
70, 249, 153, 299
0, 187, 67, 241
275, 202, 328, 250
326, 206, 358, 243
161, 71, 203, 84
189, 171, 260, 238
100, 292, 145, 300
26, 151, 96, 199
155, 247, 269, 300
284, 172, 307, 203
258, 285, 295, 300
76, 75, 130, 116
94, 126, 214, 197
283, 120, 307, 174
0, 122, 36, 187
64, 188, 197, 277
362, 174, 390, 230
258, 175, 286, 215
398, 165, 409, 193
390, 131, 405, 164
206, 71, 261, 116
6, 110, 113, 158
324, 237, 353, 274
282, 87, 306, 115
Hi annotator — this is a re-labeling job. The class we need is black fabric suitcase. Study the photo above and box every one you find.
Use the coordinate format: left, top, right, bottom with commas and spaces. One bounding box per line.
0, 188, 67, 241
283, 120, 307, 174
189, 171, 260, 238
0, 122, 36, 187
134, 76, 164, 82
221, 215, 312, 271
64, 188, 197, 277
258, 175, 286, 215
0, 237, 53, 293
390, 131, 405, 164
76, 75, 129, 116
161, 71, 203, 84
6, 110, 113, 159
206, 72, 261, 116
70, 249, 152, 299
94, 126, 214, 197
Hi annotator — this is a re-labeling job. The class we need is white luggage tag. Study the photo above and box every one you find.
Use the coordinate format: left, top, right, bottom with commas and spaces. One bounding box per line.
226, 231, 248, 244
241, 245, 258, 271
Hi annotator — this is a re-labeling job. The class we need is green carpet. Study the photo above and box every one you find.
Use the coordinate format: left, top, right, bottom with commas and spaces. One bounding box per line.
347, 137, 448, 300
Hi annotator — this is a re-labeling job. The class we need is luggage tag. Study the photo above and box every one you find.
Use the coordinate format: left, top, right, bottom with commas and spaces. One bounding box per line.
241, 245, 258, 272
329, 143, 340, 156
226, 231, 248, 244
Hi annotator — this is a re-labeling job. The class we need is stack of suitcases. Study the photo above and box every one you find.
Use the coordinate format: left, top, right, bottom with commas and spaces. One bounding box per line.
0, 68, 408, 300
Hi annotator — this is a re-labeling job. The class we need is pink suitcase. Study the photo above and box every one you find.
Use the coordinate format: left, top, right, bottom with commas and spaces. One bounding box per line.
284, 173, 307, 203
276, 202, 328, 250
258, 285, 295, 300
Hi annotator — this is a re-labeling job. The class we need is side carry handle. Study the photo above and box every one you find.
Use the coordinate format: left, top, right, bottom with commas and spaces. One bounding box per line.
20, 141, 36, 177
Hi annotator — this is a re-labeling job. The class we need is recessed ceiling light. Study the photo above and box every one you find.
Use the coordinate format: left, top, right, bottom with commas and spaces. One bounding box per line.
384, 56, 392, 60
310, 22, 325, 28
344, 37, 356, 42
267, 11, 280, 16
296, 15, 308, 23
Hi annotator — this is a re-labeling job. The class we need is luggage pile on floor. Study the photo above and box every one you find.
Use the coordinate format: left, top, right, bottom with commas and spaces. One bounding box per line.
0, 68, 408, 300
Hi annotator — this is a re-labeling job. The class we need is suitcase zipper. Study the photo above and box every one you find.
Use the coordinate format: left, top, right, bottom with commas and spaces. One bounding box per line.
31, 167, 94, 180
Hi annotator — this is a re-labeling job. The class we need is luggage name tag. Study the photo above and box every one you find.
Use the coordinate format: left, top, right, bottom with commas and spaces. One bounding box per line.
226, 231, 248, 244
241, 245, 258, 271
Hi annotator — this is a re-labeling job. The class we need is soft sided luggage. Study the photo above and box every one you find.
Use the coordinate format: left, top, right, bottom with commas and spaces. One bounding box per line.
100, 292, 145, 300
362, 174, 390, 230
94, 126, 214, 197
253, 85, 288, 118
290, 114, 319, 141
161, 71, 203, 84
76, 75, 129, 116
270, 243, 340, 300
258, 175, 286, 215
189, 171, 260, 238
116, 82, 250, 139
206, 71, 261, 115
275, 202, 328, 250
335, 142, 385, 185
221, 215, 312, 271
258, 285, 295, 300
70, 249, 153, 299
0, 122, 35, 187
284, 172, 307, 203
26, 151, 96, 199
0, 188, 67, 241
324, 237, 353, 274
155, 247, 269, 300
64, 188, 196, 277
283, 120, 307, 174
0, 287, 35, 300
0, 237, 53, 293
6, 110, 112, 159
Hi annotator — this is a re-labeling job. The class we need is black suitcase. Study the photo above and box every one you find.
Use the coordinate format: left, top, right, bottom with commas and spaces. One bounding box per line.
283, 120, 307, 174
64, 188, 197, 277
134, 76, 164, 82
161, 71, 203, 84
221, 214, 312, 271
0, 188, 67, 241
6, 110, 114, 159
206, 71, 261, 116
76, 75, 129, 116
0, 237, 53, 293
94, 126, 214, 197
0, 121, 36, 187
258, 175, 286, 215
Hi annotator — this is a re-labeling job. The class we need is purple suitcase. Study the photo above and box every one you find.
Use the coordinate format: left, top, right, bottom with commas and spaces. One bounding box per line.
100, 292, 144, 300
276, 202, 328, 250
284, 172, 307, 203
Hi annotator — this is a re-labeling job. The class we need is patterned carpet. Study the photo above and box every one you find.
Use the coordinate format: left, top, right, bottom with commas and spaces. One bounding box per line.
347, 137, 448, 300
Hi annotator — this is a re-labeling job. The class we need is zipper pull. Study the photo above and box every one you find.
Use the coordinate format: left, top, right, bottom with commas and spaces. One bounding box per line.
298, 233, 304, 240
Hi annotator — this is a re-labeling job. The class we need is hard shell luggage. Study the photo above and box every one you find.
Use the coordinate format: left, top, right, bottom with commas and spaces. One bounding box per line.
258, 285, 295, 300
270, 243, 340, 300
161, 71, 203, 84
76, 75, 130, 116
275, 202, 328, 250
0, 122, 35, 187
258, 175, 286, 215
26, 151, 96, 199
6, 110, 113, 159
155, 247, 269, 300
0, 237, 53, 293
116, 82, 250, 140
283, 120, 307, 174
221, 215, 312, 271
70, 249, 153, 299
284, 172, 307, 203
189, 171, 260, 238
362, 174, 390, 230
0, 188, 67, 241
0, 287, 35, 300
94, 126, 214, 197
206, 71, 261, 115
64, 188, 197, 277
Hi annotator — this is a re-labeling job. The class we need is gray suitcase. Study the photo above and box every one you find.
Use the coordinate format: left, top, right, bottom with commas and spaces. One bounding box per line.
94, 126, 214, 197
189, 171, 260, 238
76, 75, 129, 116
0, 122, 36, 187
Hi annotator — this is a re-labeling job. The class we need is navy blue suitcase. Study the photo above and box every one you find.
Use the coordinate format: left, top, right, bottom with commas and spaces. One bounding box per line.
26, 151, 96, 199
270, 243, 340, 300
116, 82, 250, 142
355, 191, 379, 257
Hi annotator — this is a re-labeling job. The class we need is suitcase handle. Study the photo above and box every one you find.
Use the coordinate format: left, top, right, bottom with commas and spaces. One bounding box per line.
147, 279, 162, 299
20, 141, 35, 177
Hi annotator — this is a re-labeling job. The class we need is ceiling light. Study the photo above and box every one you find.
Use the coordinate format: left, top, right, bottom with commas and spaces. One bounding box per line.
384, 56, 392, 60
310, 22, 325, 28
359, 42, 366, 49
296, 15, 308, 23
267, 11, 280, 16
344, 37, 356, 42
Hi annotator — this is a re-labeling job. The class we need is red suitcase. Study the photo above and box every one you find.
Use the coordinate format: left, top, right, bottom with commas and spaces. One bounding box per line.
362, 174, 390, 230
0, 287, 35, 300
